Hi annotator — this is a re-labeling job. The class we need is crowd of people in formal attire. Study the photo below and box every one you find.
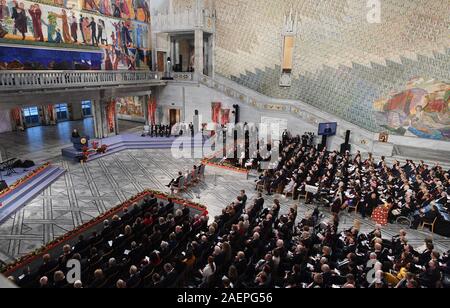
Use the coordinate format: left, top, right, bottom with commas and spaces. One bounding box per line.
7, 190, 450, 288
255, 133, 449, 231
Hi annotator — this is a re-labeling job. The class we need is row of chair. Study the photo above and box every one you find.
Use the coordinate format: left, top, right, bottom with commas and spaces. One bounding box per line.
171, 164, 206, 194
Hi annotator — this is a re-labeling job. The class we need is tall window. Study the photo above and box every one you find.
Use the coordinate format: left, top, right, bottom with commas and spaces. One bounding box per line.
282, 36, 294, 73
82, 101, 92, 117
55, 103, 69, 121
23, 106, 40, 126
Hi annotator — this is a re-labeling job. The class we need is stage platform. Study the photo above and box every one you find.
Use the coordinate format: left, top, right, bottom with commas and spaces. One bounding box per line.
0, 164, 66, 223
61, 134, 207, 162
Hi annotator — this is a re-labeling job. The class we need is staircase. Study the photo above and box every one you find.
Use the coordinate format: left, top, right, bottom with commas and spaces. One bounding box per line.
62, 134, 207, 162
0, 165, 66, 222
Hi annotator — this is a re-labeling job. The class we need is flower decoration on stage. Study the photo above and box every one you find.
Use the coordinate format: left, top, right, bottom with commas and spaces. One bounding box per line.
1, 189, 208, 274
0, 163, 51, 200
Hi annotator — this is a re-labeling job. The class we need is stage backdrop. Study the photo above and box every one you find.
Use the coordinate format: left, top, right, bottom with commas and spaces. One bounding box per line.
0, 0, 151, 70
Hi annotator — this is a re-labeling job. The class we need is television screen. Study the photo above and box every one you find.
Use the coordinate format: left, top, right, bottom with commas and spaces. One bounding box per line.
318, 122, 337, 136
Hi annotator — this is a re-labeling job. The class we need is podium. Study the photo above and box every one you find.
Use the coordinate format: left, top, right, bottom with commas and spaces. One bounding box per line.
71, 136, 90, 151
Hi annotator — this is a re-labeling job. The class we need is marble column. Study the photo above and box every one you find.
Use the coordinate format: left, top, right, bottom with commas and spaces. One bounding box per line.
143, 95, 149, 126
194, 29, 204, 76
91, 94, 117, 139
70, 102, 83, 121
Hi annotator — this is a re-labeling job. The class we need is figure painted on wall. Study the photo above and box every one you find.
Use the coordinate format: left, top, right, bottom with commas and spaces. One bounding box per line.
119, 0, 130, 19
84, 0, 100, 12
374, 78, 450, 141
82, 16, 91, 44
88, 17, 97, 46
99, 0, 111, 16
79, 14, 85, 43
121, 21, 132, 49
28, 4, 43, 41
134, 0, 150, 23
11, 1, 27, 40
70, 12, 77, 43
54, 28, 62, 43
112, 3, 121, 18
97, 19, 106, 45
43, 11, 57, 43
104, 48, 113, 70
0, 0, 10, 20
53, 9, 71, 43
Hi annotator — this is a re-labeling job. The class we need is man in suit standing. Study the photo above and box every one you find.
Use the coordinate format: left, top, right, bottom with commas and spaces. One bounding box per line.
88, 17, 97, 46
79, 14, 86, 43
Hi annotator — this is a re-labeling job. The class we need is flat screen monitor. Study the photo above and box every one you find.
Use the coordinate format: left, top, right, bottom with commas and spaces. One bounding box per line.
318, 122, 337, 136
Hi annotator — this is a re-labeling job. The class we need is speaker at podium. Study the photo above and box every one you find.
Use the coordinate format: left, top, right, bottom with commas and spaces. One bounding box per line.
71, 136, 90, 151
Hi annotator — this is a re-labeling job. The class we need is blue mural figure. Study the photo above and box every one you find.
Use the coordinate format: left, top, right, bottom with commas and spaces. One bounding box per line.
135, 24, 143, 48
42, 12, 57, 43
54, 28, 62, 43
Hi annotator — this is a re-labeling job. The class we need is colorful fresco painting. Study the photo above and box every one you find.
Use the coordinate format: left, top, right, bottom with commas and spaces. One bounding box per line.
116, 96, 144, 117
0, 0, 151, 70
83, 0, 150, 23
373, 78, 450, 141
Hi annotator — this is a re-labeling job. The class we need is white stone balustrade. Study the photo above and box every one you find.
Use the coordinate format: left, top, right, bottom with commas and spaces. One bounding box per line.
0, 71, 162, 92
152, 9, 215, 33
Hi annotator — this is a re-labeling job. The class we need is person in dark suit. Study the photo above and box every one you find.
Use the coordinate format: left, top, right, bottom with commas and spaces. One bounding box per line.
38, 254, 59, 277
89, 269, 106, 288
159, 263, 177, 288
126, 265, 141, 288
166, 171, 183, 188
73, 235, 89, 254
72, 129, 80, 138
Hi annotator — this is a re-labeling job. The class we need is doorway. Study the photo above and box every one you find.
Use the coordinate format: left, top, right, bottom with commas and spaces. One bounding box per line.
55, 103, 69, 121
169, 109, 181, 127
157, 51, 165, 72
22, 106, 40, 127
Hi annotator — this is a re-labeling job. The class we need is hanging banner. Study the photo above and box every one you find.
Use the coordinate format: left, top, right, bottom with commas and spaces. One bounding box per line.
211, 102, 222, 123
47, 104, 55, 123
221, 109, 230, 125
11, 107, 22, 127
107, 99, 116, 133
147, 96, 157, 125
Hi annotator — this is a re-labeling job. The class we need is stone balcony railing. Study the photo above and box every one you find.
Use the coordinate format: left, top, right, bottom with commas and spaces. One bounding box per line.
172, 72, 195, 82
0, 70, 164, 93
152, 9, 215, 33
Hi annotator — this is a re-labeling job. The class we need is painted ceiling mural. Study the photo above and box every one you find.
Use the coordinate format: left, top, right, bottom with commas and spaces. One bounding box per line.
214, 0, 450, 141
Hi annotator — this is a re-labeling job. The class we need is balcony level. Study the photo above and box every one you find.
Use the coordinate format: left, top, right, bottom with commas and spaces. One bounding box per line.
0, 70, 167, 107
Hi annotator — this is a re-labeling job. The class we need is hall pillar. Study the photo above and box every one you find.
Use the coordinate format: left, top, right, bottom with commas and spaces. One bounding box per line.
92, 94, 118, 139
143, 95, 149, 126
194, 29, 204, 76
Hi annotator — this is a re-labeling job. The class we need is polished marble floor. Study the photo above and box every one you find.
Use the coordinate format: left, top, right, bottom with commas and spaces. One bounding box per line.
0, 148, 448, 264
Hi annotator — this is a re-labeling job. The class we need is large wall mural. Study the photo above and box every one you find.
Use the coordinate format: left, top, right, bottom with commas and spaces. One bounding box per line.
373, 78, 450, 141
82, 0, 150, 23
0, 0, 151, 70
116, 96, 144, 117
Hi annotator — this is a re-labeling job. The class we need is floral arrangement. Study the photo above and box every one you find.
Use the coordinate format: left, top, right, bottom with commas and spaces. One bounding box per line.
0, 163, 51, 201
202, 157, 249, 174
1, 189, 208, 275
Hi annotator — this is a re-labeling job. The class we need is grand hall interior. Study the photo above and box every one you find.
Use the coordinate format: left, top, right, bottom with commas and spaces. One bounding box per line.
0, 0, 449, 291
